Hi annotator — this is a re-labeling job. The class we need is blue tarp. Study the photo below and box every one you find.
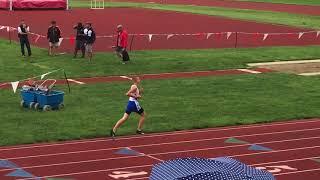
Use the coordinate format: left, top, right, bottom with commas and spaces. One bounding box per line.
150, 157, 275, 180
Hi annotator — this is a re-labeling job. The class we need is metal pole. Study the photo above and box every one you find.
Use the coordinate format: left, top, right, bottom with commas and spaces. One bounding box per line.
129, 35, 135, 52
235, 32, 238, 48
66, 0, 69, 10
9, 0, 13, 11
9, 28, 12, 44
64, 71, 71, 93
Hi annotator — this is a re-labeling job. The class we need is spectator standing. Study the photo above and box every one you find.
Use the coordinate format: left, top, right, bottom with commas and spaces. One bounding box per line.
18, 20, 32, 57
47, 21, 61, 56
84, 22, 96, 61
73, 22, 85, 58
115, 25, 130, 64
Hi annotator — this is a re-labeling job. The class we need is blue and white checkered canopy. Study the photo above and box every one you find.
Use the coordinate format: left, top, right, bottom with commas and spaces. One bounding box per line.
149, 157, 275, 180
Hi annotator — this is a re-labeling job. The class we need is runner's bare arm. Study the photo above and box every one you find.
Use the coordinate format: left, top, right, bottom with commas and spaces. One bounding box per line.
126, 85, 139, 98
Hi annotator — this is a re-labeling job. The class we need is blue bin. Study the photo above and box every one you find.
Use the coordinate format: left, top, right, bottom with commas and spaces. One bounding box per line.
36, 90, 64, 111
20, 89, 38, 108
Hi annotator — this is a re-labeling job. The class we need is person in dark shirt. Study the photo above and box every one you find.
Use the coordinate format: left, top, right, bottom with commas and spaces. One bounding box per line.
73, 22, 85, 58
84, 22, 96, 62
17, 20, 32, 57
47, 21, 61, 56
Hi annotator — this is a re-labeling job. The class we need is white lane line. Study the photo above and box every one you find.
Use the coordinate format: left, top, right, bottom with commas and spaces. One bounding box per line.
151, 136, 320, 156
299, 72, 320, 76
67, 79, 85, 85
127, 177, 148, 180
3, 136, 320, 171
120, 76, 133, 80
275, 168, 320, 176
128, 147, 164, 163
237, 69, 262, 74
141, 153, 164, 162
4, 127, 320, 160
231, 145, 320, 158
252, 156, 320, 166
18, 145, 320, 180
248, 59, 320, 66
1, 119, 319, 152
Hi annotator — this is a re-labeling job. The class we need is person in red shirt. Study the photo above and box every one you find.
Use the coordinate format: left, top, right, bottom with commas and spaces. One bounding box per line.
114, 25, 130, 64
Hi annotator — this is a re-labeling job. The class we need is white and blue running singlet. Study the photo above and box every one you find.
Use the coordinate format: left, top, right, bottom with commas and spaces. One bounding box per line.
125, 85, 144, 114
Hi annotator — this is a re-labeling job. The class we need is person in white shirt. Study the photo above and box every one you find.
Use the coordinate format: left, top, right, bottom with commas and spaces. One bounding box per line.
83, 22, 96, 61
17, 20, 31, 57
111, 77, 146, 138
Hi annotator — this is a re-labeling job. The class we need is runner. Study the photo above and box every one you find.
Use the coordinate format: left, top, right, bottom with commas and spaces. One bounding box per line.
111, 77, 146, 137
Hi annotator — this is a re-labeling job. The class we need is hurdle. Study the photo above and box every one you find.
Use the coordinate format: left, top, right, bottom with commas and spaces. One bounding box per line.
90, 0, 105, 9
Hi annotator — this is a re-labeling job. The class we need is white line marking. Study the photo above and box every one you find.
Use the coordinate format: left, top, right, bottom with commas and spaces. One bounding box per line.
4, 128, 320, 160
141, 153, 163, 162
67, 79, 85, 85
252, 156, 320, 166
1, 119, 318, 152
127, 177, 148, 180
151, 136, 320, 156
120, 76, 133, 80
299, 72, 320, 76
3, 136, 320, 172
231, 145, 320, 158
237, 69, 262, 74
248, 59, 320, 66
275, 168, 320, 176
18, 144, 320, 180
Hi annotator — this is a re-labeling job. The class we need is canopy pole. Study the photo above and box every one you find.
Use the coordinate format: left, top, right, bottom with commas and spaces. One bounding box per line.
66, 0, 69, 10
9, 0, 13, 11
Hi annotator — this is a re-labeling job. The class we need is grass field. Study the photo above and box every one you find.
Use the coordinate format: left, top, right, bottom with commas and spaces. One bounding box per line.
71, 2, 320, 30
237, 0, 320, 6
1, 73, 320, 146
1, 38, 320, 146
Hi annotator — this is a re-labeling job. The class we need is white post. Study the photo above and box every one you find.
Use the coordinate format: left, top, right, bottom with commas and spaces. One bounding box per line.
66, 0, 69, 10
9, 0, 13, 11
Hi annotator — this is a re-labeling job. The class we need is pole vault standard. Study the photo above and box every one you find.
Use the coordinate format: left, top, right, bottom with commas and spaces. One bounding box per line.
9, 0, 13, 11
66, 0, 69, 10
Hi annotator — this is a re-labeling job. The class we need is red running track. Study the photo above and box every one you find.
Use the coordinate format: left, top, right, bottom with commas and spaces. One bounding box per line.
114, 0, 320, 16
0, 8, 319, 52
0, 68, 273, 89
0, 118, 319, 179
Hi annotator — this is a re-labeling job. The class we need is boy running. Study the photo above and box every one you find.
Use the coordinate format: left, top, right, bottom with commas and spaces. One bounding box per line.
111, 77, 146, 137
